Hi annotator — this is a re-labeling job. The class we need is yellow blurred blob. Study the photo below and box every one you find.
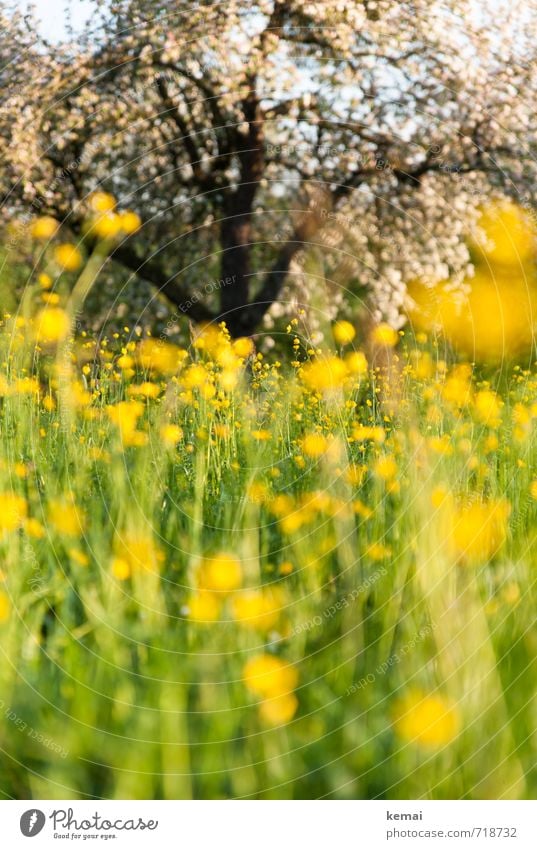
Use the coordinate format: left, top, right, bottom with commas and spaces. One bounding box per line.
107, 400, 145, 446
89, 191, 117, 213
0, 590, 10, 623
25, 517, 46, 539
92, 212, 123, 240
393, 690, 459, 747
450, 498, 510, 564
474, 389, 503, 427
301, 355, 347, 392
301, 433, 329, 458
442, 364, 473, 408
137, 339, 186, 375
160, 424, 183, 446
258, 692, 298, 726
113, 532, 164, 576
119, 210, 142, 234
371, 323, 399, 347
353, 425, 385, 443
470, 199, 536, 267
34, 307, 70, 344
188, 592, 221, 623
48, 499, 86, 537
0, 493, 27, 533
333, 320, 356, 345
408, 274, 537, 361
243, 654, 298, 698
197, 552, 242, 593
31, 216, 59, 240
54, 243, 83, 272
233, 337, 255, 358
345, 350, 368, 375
128, 381, 161, 399
111, 557, 131, 581
231, 589, 282, 632
408, 201, 537, 361
373, 454, 397, 481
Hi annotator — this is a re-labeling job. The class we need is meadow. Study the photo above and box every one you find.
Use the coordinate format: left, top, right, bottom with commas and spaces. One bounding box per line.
0, 199, 536, 800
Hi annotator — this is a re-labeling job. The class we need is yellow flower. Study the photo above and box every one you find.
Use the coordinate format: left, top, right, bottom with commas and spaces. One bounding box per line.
119, 210, 142, 234
48, 499, 86, 537
393, 690, 459, 747
373, 455, 397, 481
113, 532, 164, 576
69, 548, 89, 567
160, 424, 183, 446
137, 340, 186, 375
0, 591, 10, 623
54, 243, 83, 272
111, 557, 131, 580
233, 337, 255, 358
0, 494, 27, 533
34, 307, 70, 344
474, 389, 502, 426
243, 654, 298, 698
107, 400, 145, 442
89, 191, 117, 213
38, 273, 53, 289
301, 355, 348, 392
353, 425, 385, 443
258, 693, 298, 726
31, 216, 59, 240
197, 552, 242, 593
371, 323, 399, 347
365, 542, 391, 561
409, 272, 537, 363
450, 499, 510, 564
353, 499, 373, 519
24, 518, 46, 539
442, 364, 473, 407
345, 351, 368, 375
117, 354, 134, 370
231, 590, 282, 631
333, 320, 356, 345
301, 433, 329, 458
530, 480, 537, 500
470, 200, 536, 267
428, 435, 452, 456
92, 212, 123, 240
251, 429, 271, 441
188, 592, 220, 623
128, 381, 161, 399
183, 364, 209, 389
41, 292, 60, 306
13, 377, 40, 395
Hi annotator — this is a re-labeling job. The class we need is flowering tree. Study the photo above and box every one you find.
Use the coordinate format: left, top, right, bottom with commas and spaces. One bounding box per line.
1, 0, 537, 336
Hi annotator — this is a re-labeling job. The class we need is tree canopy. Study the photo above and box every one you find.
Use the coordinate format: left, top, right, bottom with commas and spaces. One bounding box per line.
1, 0, 537, 336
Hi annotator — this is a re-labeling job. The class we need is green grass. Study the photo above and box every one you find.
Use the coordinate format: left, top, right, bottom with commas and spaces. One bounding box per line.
0, 317, 535, 800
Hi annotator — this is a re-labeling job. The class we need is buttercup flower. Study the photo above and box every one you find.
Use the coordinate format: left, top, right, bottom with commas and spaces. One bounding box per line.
54, 243, 83, 272
393, 690, 459, 747
197, 552, 242, 593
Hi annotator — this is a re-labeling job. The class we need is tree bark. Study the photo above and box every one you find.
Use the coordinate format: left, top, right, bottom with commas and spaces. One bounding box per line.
219, 213, 253, 335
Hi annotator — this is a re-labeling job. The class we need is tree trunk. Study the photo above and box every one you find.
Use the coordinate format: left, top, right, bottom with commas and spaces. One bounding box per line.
219, 214, 252, 336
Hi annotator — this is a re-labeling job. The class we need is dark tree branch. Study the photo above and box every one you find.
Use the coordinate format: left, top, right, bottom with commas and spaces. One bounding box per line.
112, 241, 215, 324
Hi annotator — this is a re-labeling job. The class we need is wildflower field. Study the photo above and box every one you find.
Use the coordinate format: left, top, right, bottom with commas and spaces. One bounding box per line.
1, 198, 537, 801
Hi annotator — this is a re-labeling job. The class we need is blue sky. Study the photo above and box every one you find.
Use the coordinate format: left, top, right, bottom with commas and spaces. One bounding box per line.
20, 0, 94, 40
